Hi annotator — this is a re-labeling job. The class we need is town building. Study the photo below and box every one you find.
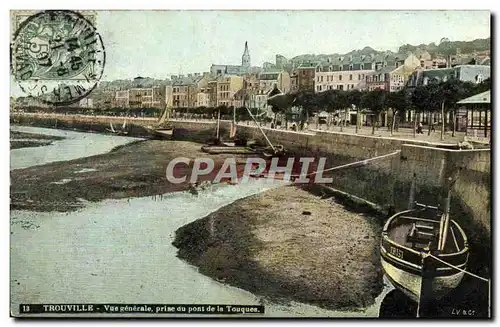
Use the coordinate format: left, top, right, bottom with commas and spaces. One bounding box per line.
258, 70, 291, 93
207, 80, 218, 108
232, 88, 247, 108
243, 74, 261, 93
115, 85, 169, 109
295, 62, 317, 92
315, 63, 373, 92
216, 75, 244, 107
196, 87, 210, 107
313, 53, 419, 92
290, 73, 299, 93
115, 90, 130, 107
171, 73, 209, 108
210, 42, 262, 77
407, 65, 491, 87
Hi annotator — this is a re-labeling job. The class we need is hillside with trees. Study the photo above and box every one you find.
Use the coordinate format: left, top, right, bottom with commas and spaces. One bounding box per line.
287, 37, 490, 65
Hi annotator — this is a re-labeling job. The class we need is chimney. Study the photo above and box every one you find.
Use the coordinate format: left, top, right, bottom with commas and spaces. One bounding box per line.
194, 73, 200, 76
171, 75, 177, 80
188, 73, 192, 78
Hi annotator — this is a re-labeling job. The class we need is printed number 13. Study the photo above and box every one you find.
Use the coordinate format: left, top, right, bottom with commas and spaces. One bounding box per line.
22, 305, 30, 312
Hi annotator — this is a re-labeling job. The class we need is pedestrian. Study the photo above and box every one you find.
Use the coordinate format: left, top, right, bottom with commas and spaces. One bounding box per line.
417, 122, 424, 134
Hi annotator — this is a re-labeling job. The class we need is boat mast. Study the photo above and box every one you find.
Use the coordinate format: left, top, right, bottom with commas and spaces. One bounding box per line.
438, 170, 460, 251
408, 173, 417, 209
244, 106, 276, 152
216, 108, 220, 140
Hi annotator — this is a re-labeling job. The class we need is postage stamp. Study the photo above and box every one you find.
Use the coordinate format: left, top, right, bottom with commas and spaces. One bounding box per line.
11, 10, 105, 106
9, 9, 491, 320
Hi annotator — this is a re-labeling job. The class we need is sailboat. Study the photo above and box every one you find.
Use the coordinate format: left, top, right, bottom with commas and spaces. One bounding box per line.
147, 106, 174, 139
380, 172, 470, 307
106, 121, 117, 134
118, 118, 129, 135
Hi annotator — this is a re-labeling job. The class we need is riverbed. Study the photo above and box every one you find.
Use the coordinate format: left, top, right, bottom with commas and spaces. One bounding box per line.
10, 126, 141, 170
10, 126, 392, 317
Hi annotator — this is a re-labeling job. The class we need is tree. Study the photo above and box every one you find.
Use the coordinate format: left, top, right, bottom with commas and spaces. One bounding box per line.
327, 90, 349, 131
294, 90, 321, 129
347, 89, 363, 133
267, 93, 295, 128
386, 89, 408, 136
361, 89, 387, 135
410, 85, 435, 137
424, 83, 442, 136
475, 77, 491, 94
320, 89, 337, 129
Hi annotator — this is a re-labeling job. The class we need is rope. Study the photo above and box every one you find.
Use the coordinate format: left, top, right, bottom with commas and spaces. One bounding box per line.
425, 253, 489, 283
289, 150, 401, 179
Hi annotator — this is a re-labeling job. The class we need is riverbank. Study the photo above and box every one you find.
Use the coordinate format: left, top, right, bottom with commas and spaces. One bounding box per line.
10, 138, 255, 212
173, 185, 384, 311
10, 131, 65, 149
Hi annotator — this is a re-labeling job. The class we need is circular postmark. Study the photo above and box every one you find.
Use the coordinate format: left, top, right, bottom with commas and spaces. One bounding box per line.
11, 10, 105, 106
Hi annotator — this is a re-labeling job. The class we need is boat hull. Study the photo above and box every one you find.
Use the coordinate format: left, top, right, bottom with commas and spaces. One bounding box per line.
381, 254, 465, 302
380, 210, 469, 303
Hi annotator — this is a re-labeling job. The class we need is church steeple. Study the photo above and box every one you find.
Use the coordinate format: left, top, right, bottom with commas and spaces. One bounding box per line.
242, 41, 251, 70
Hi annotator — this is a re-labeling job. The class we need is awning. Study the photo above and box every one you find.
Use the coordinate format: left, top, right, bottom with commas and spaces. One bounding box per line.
457, 90, 490, 104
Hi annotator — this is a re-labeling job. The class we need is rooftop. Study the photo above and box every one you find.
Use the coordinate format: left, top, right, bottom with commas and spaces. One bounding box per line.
457, 90, 490, 105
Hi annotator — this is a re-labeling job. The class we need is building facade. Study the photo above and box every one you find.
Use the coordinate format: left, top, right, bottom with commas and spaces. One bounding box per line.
115, 90, 130, 107
315, 66, 374, 92
216, 75, 244, 107
258, 70, 291, 93
210, 42, 262, 77
171, 74, 209, 108
407, 65, 491, 87
295, 63, 317, 92
196, 88, 210, 107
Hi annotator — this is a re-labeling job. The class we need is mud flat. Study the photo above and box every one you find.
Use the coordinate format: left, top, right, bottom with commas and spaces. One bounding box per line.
173, 185, 384, 311
10, 139, 253, 212
10, 131, 65, 149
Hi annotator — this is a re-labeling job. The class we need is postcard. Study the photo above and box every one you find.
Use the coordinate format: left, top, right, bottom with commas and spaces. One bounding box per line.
10, 9, 491, 318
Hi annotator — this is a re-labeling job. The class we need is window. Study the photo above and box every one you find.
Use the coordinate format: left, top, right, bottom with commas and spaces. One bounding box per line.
349, 74, 353, 80
321, 76, 324, 82
339, 75, 342, 81
358, 74, 361, 80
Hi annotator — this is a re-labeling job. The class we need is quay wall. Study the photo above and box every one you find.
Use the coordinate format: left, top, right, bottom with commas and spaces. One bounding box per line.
11, 114, 491, 240
173, 120, 491, 230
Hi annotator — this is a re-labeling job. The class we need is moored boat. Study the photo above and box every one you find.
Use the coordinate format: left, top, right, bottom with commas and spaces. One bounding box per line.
380, 202, 469, 303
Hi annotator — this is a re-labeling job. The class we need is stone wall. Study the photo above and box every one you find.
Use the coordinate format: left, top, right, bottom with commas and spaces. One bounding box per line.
169, 120, 491, 236
11, 115, 491, 236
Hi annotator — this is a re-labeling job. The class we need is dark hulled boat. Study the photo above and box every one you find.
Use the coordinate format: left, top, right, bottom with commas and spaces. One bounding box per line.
380, 202, 469, 303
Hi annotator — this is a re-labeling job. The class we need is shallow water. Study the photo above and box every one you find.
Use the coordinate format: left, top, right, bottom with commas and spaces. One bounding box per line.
10, 126, 141, 170
10, 126, 392, 317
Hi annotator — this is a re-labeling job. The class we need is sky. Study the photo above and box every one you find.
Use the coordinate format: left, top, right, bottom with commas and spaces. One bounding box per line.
10, 10, 490, 95
95, 10, 490, 80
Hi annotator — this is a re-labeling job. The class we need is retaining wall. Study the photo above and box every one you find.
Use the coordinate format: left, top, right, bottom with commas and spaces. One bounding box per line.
11, 114, 491, 239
